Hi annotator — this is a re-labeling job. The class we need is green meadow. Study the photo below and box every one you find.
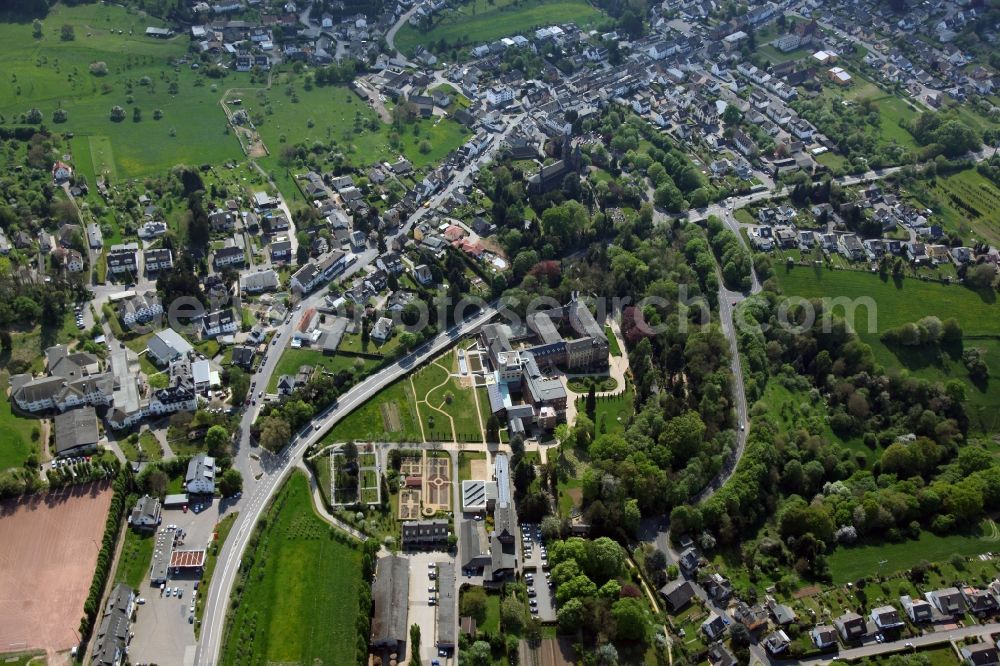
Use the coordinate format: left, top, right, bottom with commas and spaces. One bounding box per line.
0, 3, 246, 179
394, 0, 607, 55
220, 473, 363, 666
774, 267, 1000, 431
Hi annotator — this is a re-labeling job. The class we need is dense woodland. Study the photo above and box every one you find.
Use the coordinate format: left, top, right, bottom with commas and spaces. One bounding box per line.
666, 279, 1000, 584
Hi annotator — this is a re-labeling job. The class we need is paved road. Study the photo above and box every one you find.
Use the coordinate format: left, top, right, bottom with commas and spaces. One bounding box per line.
778, 622, 1000, 665
196, 306, 499, 665
385, 4, 420, 64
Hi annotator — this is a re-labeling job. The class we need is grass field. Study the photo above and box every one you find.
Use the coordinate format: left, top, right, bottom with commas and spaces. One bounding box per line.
113, 529, 154, 589
605, 326, 622, 357
394, 0, 607, 54
325, 376, 422, 442
423, 352, 482, 441
248, 74, 468, 176
903, 167, 1000, 247
266, 348, 378, 392
0, 371, 41, 471
585, 388, 635, 436
0, 4, 247, 179
220, 473, 362, 666
774, 266, 1000, 431
827, 521, 998, 584
458, 450, 486, 481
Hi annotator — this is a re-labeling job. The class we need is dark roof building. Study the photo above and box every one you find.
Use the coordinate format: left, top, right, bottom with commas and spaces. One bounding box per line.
371, 555, 410, 651
54, 406, 100, 455
91, 583, 134, 666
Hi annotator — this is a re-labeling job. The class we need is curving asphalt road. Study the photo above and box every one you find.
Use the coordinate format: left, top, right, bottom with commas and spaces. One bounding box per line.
195, 305, 498, 665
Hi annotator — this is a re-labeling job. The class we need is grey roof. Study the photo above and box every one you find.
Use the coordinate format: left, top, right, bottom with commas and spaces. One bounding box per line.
494, 453, 511, 506
461, 520, 491, 569
91, 583, 133, 666
437, 562, 456, 648
371, 555, 410, 647
185, 454, 216, 490
54, 406, 99, 454
130, 495, 161, 526
660, 579, 696, 609
148, 328, 193, 364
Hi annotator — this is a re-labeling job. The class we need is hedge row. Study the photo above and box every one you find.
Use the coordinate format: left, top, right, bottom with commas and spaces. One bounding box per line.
356, 540, 379, 665
78, 468, 132, 644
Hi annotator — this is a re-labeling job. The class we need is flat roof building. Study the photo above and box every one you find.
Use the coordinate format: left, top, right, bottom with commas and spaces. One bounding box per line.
437, 562, 457, 650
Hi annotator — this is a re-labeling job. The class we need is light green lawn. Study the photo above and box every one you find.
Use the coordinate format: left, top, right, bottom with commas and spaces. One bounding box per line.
114, 529, 154, 589
324, 376, 422, 443
394, 0, 607, 54
220, 473, 362, 666
0, 4, 246, 179
774, 266, 1000, 430
266, 348, 378, 392
827, 521, 998, 584
0, 371, 40, 471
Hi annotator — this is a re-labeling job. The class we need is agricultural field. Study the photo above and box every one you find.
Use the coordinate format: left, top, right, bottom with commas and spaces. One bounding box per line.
0, 3, 247, 179
394, 0, 607, 55
220, 472, 363, 666
774, 266, 1000, 431
902, 167, 1000, 247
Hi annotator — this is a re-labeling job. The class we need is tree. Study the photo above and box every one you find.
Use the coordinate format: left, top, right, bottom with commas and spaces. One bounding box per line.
459, 587, 488, 624
219, 468, 243, 497
259, 415, 291, 452
585, 385, 596, 420
410, 624, 420, 664
556, 574, 597, 604
32, 19, 42, 39
557, 597, 585, 632
144, 468, 169, 497
204, 425, 230, 458
60, 23, 74, 41
133, 106, 142, 122
0, 329, 11, 352
110, 105, 126, 122
418, 140, 431, 154
611, 597, 649, 641
462, 641, 492, 666
966, 263, 996, 290
500, 595, 526, 633
585, 537, 624, 584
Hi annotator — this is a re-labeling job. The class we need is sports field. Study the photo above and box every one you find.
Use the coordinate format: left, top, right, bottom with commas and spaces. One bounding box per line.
0, 482, 113, 653
394, 0, 607, 54
0, 4, 245, 179
774, 267, 1000, 430
220, 472, 362, 666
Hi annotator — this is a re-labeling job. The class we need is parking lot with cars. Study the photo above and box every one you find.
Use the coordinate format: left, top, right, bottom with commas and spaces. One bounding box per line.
405, 552, 455, 666
521, 523, 556, 622
127, 499, 228, 665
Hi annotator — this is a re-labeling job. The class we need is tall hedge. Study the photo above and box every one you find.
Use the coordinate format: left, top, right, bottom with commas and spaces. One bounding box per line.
78, 467, 132, 645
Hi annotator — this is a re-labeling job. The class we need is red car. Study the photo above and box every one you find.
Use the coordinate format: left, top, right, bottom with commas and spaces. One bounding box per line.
182, 505, 188, 513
